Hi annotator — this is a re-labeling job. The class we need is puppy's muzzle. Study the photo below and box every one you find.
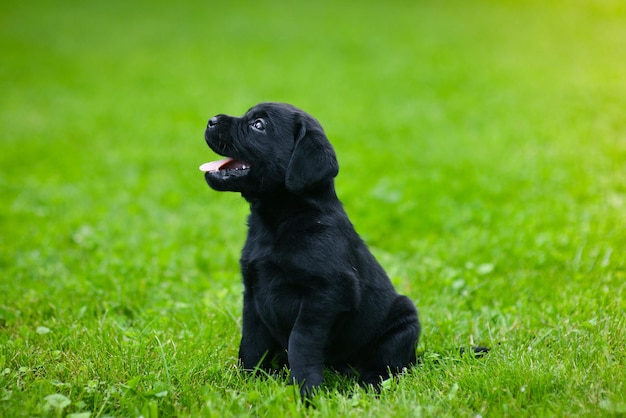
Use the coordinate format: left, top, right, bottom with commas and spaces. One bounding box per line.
205, 115, 225, 146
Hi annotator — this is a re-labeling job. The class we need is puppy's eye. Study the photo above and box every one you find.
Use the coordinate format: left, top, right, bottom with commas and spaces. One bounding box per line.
251, 119, 266, 132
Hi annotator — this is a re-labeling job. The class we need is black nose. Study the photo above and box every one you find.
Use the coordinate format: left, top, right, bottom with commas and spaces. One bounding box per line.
208, 116, 219, 128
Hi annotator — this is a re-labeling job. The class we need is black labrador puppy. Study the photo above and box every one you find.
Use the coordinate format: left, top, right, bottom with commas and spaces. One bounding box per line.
200, 103, 420, 397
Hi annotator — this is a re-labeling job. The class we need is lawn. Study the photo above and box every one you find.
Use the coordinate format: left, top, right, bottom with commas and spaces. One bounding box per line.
1, 0, 625, 416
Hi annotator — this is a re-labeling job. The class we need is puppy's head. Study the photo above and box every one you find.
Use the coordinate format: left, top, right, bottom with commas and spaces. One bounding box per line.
200, 103, 339, 196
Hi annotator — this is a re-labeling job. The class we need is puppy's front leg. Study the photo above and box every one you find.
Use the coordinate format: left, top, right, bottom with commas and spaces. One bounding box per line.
239, 289, 284, 372
287, 301, 335, 397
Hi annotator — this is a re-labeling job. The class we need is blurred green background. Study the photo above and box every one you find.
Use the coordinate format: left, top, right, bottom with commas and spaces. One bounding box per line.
1, 0, 625, 416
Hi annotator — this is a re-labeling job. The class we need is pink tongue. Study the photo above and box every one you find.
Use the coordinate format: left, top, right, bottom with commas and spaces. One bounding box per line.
199, 157, 234, 172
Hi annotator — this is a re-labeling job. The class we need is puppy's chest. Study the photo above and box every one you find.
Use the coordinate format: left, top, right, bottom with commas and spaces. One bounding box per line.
242, 250, 305, 302
241, 229, 310, 333
243, 257, 304, 337
242, 220, 314, 274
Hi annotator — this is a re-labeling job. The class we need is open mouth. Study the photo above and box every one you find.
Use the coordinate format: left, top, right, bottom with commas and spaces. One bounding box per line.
199, 157, 251, 177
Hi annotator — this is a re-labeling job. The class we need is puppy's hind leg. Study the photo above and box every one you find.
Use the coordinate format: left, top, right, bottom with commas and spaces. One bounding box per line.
359, 296, 420, 388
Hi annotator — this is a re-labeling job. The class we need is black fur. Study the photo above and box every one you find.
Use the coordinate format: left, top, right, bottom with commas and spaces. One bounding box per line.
202, 103, 420, 397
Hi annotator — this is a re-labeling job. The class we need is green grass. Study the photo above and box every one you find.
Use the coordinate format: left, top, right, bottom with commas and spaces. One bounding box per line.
1, 0, 625, 416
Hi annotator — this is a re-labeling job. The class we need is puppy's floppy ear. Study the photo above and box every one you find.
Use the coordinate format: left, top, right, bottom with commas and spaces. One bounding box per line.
285, 118, 339, 194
